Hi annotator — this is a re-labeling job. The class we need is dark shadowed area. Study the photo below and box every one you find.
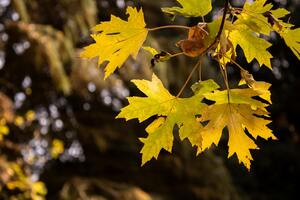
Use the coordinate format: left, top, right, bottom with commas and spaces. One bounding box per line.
0, 0, 299, 200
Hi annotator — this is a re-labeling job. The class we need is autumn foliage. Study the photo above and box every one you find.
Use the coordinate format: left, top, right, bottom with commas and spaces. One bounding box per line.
81, 0, 300, 170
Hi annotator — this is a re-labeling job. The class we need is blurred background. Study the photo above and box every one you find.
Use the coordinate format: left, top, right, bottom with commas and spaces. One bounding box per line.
0, 0, 299, 199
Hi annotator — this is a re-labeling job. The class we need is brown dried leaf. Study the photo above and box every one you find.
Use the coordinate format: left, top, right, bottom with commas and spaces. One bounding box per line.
177, 24, 209, 57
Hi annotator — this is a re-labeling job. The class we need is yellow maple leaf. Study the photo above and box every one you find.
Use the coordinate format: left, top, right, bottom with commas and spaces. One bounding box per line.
232, 0, 300, 62
117, 74, 219, 165
271, 8, 290, 19
239, 70, 272, 103
162, 0, 212, 18
234, 0, 273, 35
228, 27, 273, 69
81, 7, 148, 79
280, 28, 300, 60
199, 88, 277, 170
263, 6, 300, 60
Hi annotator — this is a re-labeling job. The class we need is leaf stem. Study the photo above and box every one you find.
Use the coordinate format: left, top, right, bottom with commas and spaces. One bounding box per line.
229, 58, 247, 72
170, 52, 185, 58
198, 58, 203, 81
222, 54, 248, 72
206, 0, 229, 50
176, 59, 202, 98
214, 50, 247, 72
176, 0, 229, 97
224, 67, 230, 91
218, 62, 229, 90
218, 62, 230, 102
148, 25, 190, 31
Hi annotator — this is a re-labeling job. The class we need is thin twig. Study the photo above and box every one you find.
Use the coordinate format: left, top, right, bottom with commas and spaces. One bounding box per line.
224, 67, 230, 102
148, 25, 190, 31
218, 61, 230, 102
217, 61, 227, 88
229, 58, 247, 72
198, 58, 203, 81
197, 24, 209, 35
170, 52, 185, 58
222, 54, 247, 72
224, 66, 230, 91
207, 0, 230, 51
214, 50, 247, 72
215, 50, 230, 101
176, 59, 201, 98
174, 0, 229, 97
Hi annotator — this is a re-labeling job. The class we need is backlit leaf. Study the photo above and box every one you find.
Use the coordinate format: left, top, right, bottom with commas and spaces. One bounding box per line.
80, 7, 148, 79
280, 28, 300, 60
271, 8, 290, 18
117, 74, 219, 165
235, 0, 273, 35
199, 88, 276, 170
228, 27, 273, 69
162, 0, 212, 18
240, 70, 272, 103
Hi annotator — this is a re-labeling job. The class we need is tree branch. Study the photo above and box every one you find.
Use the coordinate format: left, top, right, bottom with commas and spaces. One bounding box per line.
207, 0, 230, 51
175, 0, 230, 97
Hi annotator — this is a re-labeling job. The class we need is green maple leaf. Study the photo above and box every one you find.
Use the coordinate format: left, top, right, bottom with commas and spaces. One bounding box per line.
80, 7, 148, 79
199, 87, 276, 170
162, 0, 212, 18
117, 74, 219, 165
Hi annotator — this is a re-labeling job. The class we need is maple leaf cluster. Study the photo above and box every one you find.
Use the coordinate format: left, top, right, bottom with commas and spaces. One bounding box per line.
81, 0, 300, 170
